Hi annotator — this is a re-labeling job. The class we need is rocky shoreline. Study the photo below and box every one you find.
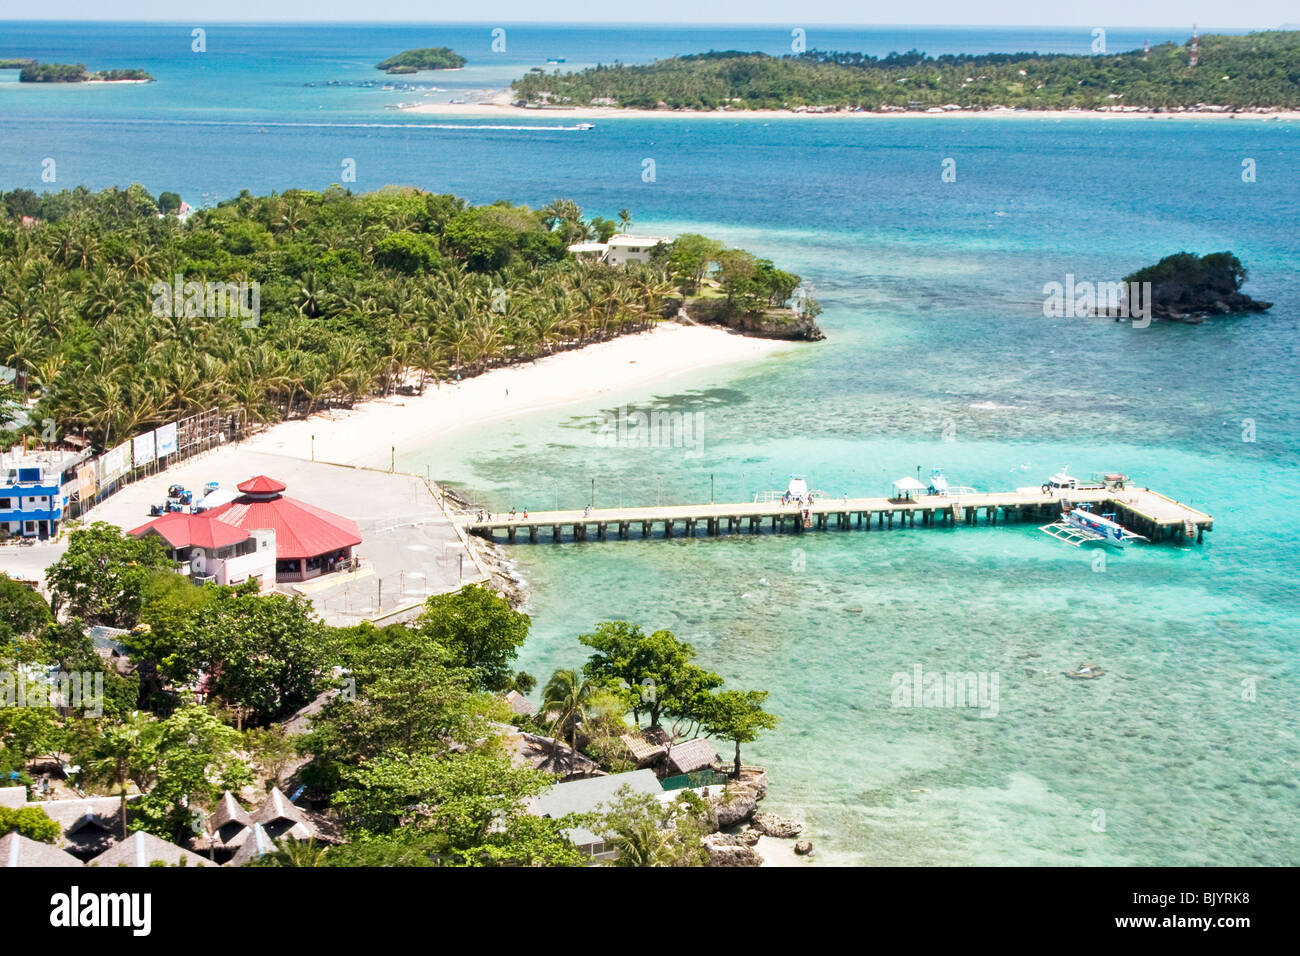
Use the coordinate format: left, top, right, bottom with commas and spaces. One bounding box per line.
699, 768, 812, 866
675, 297, 826, 342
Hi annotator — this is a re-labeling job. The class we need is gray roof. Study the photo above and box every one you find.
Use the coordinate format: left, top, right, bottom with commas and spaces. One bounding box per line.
226, 823, 274, 867
252, 787, 309, 827
209, 790, 250, 832
527, 769, 664, 849
503, 690, 536, 716
28, 796, 122, 831
666, 737, 720, 775
0, 832, 83, 867
0, 786, 26, 809
88, 831, 211, 868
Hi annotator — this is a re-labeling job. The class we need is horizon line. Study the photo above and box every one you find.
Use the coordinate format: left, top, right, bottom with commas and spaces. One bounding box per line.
0, 19, 1280, 29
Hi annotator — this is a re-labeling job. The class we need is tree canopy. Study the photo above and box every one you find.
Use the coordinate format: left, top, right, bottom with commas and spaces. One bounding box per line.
513, 32, 1300, 111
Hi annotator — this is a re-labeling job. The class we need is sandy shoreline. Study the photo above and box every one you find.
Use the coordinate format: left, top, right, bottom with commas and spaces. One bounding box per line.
405, 100, 1300, 122
239, 323, 792, 469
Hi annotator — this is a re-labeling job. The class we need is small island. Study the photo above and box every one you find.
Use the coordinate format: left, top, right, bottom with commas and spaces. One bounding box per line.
512, 30, 1300, 112
376, 47, 466, 74
1121, 252, 1272, 322
11, 61, 153, 83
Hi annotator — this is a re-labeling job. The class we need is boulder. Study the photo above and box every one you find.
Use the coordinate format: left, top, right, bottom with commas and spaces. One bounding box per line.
794, 839, 814, 856
737, 827, 762, 847
752, 812, 804, 838
711, 783, 760, 828
702, 832, 763, 867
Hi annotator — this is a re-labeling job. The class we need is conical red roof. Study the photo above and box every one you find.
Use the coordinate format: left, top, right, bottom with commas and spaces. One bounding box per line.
207, 477, 361, 560
237, 475, 287, 495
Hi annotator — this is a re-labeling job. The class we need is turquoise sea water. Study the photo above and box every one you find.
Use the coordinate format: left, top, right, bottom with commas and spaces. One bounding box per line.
3, 22, 1298, 865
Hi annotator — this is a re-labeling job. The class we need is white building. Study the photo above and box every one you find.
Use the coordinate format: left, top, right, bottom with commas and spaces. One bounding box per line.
603, 234, 670, 266
128, 511, 276, 592
566, 233, 671, 268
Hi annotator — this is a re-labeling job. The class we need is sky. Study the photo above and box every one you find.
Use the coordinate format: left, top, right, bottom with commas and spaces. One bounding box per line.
3, 2, 1296, 28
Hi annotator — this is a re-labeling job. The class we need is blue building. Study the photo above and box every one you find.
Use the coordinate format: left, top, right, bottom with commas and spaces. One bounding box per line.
0, 450, 83, 540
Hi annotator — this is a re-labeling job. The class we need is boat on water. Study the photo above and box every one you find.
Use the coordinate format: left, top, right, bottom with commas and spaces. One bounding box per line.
753, 474, 830, 504
575, 122, 595, 131
1036, 467, 1145, 548
1061, 502, 1136, 548
927, 468, 977, 496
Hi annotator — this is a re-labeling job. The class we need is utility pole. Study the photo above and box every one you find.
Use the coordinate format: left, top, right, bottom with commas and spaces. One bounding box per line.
710, 473, 714, 504
590, 477, 595, 509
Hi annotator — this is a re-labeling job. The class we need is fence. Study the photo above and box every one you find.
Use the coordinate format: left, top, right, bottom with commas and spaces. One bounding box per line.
63, 407, 250, 522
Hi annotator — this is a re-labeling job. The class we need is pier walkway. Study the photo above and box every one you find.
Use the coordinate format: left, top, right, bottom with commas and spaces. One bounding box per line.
461, 486, 1212, 545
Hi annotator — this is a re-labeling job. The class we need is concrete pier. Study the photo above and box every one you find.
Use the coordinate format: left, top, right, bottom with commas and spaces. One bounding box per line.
463, 486, 1212, 546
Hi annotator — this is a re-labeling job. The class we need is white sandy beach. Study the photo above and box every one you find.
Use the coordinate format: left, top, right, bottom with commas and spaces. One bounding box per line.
239, 322, 792, 469
405, 98, 1300, 122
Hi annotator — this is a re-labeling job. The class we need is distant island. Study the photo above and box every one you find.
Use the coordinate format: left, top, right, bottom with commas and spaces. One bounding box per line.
1121, 252, 1271, 322
5, 61, 153, 83
376, 47, 466, 74
512, 30, 1300, 112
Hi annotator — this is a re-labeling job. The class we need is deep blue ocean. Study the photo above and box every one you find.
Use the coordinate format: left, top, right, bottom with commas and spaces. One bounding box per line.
2, 22, 1297, 865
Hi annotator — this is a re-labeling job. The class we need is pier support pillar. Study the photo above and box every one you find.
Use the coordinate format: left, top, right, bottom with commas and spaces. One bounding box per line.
664, 520, 673, 538
507, 526, 516, 543
619, 521, 629, 538
641, 521, 651, 538
552, 525, 561, 541
528, 526, 537, 543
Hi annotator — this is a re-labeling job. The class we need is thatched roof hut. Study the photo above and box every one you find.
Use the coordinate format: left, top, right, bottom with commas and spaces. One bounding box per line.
0, 832, 83, 867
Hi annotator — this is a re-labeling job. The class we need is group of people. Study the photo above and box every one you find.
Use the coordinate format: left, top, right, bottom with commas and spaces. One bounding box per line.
476, 508, 529, 521
782, 491, 816, 507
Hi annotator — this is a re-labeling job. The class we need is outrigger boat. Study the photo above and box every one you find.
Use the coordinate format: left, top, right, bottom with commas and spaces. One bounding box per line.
1041, 499, 1147, 548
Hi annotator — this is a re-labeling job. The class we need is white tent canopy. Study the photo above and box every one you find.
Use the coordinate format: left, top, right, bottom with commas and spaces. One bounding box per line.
891, 476, 927, 498
195, 488, 239, 512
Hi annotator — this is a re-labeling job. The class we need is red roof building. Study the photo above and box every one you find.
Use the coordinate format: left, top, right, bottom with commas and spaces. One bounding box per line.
204, 475, 361, 581
130, 475, 360, 585
128, 511, 248, 551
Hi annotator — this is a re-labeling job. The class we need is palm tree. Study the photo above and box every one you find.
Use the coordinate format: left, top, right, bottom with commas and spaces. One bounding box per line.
617, 208, 632, 231
261, 837, 329, 867
81, 715, 152, 839
604, 814, 673, 867
541, 669, 595, 776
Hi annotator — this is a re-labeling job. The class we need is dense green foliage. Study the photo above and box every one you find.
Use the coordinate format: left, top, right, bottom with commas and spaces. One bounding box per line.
1124, 251, 1247, 291
18, 62, 152, 82
0, 186, 684, 449
0, 574, 54, 643
596, 786, 711, 866
513, 31, 1300, 111
410, 584, 530, 692
7, 526, 782, 863
45, 521, 174, 627
376, 47, 467, 72
0, 805, 61, 842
